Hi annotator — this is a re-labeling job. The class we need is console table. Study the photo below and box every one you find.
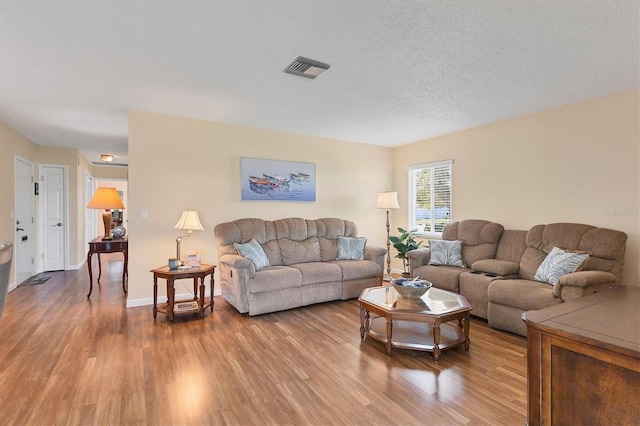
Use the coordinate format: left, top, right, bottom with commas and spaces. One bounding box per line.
87, 236, 128, 298
523, 286, 640, 425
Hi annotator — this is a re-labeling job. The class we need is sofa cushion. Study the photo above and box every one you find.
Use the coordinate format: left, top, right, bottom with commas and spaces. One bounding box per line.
279, 237, 321, 265
234, 239, 270, 271
429, 240, 464, 267
248, 266, 302, 293
315, 218, 359, 261
471, 259, 520, 276
533, 247, 589, 284
331, 259, 380, 281
290, 262, 342, 285
488, 279, 562, 311
336, 236, 366, 260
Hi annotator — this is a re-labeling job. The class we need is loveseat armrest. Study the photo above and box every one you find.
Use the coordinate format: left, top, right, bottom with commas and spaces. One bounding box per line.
406, 248, 431, 267
220, 253, 253, 271
553, 270, 619, 302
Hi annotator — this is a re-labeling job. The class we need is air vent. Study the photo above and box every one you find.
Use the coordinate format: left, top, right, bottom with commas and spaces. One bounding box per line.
284, 56, 330, 79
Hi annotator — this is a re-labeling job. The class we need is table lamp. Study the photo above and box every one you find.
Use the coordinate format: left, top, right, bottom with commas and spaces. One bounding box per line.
377, 191, 400, 281
87, 187, 125, 241
174, 210, 204, 263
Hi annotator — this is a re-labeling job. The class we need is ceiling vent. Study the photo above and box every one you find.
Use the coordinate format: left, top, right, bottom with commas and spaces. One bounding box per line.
284, 56, 330, 79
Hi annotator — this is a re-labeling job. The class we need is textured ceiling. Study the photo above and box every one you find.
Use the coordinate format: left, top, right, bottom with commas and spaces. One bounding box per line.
1, 0, 638, 166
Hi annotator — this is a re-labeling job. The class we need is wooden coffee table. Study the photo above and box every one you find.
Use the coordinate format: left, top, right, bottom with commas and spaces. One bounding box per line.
359, 285, 471, 362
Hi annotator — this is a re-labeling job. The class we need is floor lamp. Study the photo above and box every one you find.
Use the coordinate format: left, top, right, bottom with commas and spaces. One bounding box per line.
377, 191, 400, 281
87, 187, 125, 241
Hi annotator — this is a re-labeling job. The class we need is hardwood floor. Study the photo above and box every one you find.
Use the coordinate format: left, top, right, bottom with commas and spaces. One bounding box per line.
0, 255, 527, 425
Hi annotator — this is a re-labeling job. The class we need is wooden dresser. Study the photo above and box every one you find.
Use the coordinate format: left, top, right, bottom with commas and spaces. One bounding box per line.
523, 286, 640, 425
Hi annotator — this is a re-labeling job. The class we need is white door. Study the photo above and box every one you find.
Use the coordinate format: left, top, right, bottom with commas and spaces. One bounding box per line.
41, 166, 66, 271
14, 157, 35, 284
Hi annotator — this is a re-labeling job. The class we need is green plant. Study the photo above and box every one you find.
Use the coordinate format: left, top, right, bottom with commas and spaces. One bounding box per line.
389, 227, 422, 274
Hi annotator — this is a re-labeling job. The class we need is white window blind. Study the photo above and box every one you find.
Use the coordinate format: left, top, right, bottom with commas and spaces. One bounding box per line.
408, 160, 452, 237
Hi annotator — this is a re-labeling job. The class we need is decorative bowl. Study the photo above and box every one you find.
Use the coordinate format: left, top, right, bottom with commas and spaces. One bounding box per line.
391, 278, 432, 298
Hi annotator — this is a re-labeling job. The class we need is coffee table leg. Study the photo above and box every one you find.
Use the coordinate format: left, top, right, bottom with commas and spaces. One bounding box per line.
433, 321, 441, 362
359, 307, 366, 339
386, 318, 393, 355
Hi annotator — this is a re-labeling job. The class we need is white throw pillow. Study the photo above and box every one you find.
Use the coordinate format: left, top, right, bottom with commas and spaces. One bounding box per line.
234, 239, 270, 270
428, 240, 464, 267
534, 246, 589, 284
336, 236, 366, 260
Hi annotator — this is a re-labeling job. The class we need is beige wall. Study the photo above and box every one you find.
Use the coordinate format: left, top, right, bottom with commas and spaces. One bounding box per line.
93, 165, 128, 180
127, 111, 395, 305
394, 89, 640, 286
0, 121, 38, 286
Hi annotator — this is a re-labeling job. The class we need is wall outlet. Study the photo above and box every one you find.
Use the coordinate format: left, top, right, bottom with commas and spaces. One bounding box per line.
141, 209, 148, 220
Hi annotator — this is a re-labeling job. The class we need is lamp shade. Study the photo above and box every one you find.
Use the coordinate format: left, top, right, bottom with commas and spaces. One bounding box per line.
87, 187, 125, 210
377, 191, 400, 209
174, 210, 204, 231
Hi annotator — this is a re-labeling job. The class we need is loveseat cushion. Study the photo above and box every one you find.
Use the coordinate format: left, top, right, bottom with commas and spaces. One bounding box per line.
488, 279, 562, 311
442, 220, 504, 266
248, 266, 302, 293
290, 262, 342, 285
471, 259, 520, 276
413, 264, 471, 292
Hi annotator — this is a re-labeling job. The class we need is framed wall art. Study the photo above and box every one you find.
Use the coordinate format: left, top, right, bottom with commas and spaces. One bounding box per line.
240, 157, 316, 202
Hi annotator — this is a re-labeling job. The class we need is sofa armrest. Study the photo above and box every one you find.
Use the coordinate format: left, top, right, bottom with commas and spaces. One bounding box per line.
364, 245, 386, 265
218, 253, 254, 313
553, 270, 619, 301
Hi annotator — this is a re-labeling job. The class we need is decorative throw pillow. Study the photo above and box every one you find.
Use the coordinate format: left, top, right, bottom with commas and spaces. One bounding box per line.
336, 236, 366, 260
234, 239, 269, 271
428, 239, 464, 267
534, 247, 590, 284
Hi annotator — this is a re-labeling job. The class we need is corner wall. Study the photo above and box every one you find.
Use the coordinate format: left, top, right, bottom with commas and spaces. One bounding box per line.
394, 89, 640, 286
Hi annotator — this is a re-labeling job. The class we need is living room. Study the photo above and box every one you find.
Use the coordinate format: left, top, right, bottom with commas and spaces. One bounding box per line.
1, 1, 639, 424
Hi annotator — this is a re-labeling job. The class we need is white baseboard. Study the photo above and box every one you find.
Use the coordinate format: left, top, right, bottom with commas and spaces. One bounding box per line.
126, 288, 222, 308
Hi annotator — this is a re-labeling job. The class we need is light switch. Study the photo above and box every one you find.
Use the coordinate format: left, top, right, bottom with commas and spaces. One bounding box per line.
141, 209, 148, 220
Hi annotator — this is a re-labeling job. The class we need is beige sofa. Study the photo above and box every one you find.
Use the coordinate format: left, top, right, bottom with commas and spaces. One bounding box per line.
214, 217, 386, 315
407, 220, 627, 336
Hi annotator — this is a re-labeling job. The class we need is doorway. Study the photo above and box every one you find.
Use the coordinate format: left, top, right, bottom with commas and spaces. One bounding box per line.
14, 157, 35, 285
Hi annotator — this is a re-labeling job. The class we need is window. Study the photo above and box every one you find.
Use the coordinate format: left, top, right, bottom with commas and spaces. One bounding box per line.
408, 160, 452, 237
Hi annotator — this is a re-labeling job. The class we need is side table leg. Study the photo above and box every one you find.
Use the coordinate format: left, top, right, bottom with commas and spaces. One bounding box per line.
153, 276, 158, 318
199, 277, 205, 317
97, 253, 102, 283
210, 272, 215, 311
168, 278, 175, 322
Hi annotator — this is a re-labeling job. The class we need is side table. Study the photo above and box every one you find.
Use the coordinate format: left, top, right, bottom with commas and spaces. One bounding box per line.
151, 264, 215, 322
87, 236, 128, 298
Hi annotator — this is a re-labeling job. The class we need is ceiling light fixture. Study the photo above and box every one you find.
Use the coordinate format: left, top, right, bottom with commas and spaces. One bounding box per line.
284, 56, 331, 79
101, 154, 114, 163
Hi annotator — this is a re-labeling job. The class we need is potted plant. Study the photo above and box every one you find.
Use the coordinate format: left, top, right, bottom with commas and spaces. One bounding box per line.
389, 227, 422, 277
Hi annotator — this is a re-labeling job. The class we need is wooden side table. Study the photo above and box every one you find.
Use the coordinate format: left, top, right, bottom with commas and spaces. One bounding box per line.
151, 264, 215, 322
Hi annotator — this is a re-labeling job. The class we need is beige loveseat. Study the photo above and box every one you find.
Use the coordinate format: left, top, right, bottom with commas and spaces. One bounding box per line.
407, 220, 627, 336
214, 217, 386, 315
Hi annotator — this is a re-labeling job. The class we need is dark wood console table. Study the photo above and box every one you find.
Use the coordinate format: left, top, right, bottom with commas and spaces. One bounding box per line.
87, 236, 128, 298
523, 286, 640, 425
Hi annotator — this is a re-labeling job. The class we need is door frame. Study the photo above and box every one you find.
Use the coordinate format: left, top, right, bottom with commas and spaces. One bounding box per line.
39, 164, 69, 271
13, 155, 36, 289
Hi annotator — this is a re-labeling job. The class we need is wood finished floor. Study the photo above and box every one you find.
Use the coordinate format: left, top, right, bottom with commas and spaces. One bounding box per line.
0, 255, 528, 425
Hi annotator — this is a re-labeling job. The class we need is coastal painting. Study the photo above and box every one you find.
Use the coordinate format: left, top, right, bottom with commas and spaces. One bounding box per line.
240, 157, 316, 202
